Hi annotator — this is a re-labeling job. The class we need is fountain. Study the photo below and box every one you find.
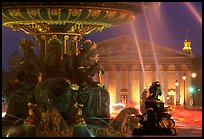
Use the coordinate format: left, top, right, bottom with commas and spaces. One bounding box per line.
2, 2, 165, 137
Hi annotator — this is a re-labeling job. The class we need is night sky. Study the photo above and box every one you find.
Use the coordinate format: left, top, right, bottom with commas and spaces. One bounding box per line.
2, 2, 202, 71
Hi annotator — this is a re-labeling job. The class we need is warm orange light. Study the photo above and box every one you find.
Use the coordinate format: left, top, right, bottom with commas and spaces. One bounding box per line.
182, 73, 186, 80
178, 118, 185, 121
191, 72, 196, 78
175, 80, 179, 86
2, 112, 6, 117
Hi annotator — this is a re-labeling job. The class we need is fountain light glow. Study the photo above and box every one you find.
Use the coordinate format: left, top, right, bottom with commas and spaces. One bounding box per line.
185, 2, 202, 25
130, 23, 148, 89
142, 3, 161, 81
142, 3, 166, 103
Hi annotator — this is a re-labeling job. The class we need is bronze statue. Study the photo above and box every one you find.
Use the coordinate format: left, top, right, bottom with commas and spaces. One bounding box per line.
19, 39, 42, 78
2, 39, 112, 137
73, 40, 100, 86
73, 40, 110, 119
132, 81, 178, 136
44, 39, 62, 78
3, 38, 42, 122
140, 89, 149, 114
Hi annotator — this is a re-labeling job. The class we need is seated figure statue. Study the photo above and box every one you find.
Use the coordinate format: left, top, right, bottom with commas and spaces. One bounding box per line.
34, 39, 110, 124
19, 38, 42, 79
44, 39, 63, 78
3, 39, 40, 123
73, 40, 110, 119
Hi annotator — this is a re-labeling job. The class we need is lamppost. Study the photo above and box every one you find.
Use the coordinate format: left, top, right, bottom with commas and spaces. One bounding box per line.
182, 73, 186, 107
191, 72, 196, 78
175, 80, 179, 105
191, 72, 196, 107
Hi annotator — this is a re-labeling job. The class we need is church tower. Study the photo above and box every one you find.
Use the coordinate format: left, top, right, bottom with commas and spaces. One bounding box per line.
183, 28, 192, 54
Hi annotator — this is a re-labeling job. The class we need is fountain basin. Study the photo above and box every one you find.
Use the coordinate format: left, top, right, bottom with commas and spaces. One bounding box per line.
2, 2, 160, 35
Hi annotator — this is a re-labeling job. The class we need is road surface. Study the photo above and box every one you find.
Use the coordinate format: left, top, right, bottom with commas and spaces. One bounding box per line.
129, 105, 202, 137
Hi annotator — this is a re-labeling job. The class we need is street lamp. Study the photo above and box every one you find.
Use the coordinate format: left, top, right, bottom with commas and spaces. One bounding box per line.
175, 80, 179, 105
191, 72, 196, 107
175, 80, 179, 87
182, 73, 186, 107
191, 72, 196, 78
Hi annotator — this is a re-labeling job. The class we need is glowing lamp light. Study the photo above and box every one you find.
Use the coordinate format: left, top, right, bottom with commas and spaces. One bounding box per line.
2, 112, 6, 117
189, 87, 195, 93
191, 72, 196, 78
182, 73, 186, 80
175, 80, 179, 86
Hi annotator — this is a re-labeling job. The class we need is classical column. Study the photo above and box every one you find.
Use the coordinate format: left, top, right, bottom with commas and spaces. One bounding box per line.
187, 64, 193, 107
175, 65, 181, 105
104, 65, 109, 90
140, 68, 145, 94
151, 65, 156, 82
116, 64, 121, 103
127, 64, 133, 103
163, 64, 169, 102
139, 65, 145, 107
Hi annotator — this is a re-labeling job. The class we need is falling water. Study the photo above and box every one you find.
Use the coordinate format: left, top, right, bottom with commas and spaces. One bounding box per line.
130, 23, 148, 90
185, 2, 202, 25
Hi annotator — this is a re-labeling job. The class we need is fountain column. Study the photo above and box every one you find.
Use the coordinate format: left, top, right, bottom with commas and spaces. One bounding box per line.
34, 35, 46, 60
63, 34, 81, 56
127, 64, 133, 103
63, 35, 69, 54
116, 64, 121, 103
163, 64, 169, 102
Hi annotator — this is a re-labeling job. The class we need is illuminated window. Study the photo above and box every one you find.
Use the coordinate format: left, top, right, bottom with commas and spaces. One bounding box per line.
121, 95, 127, 105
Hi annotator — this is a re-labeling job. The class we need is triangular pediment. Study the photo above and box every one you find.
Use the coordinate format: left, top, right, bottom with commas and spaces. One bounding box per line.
96, 35, 195, 58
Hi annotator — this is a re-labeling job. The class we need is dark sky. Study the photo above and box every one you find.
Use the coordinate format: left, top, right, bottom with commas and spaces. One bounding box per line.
2, 2, 202, 71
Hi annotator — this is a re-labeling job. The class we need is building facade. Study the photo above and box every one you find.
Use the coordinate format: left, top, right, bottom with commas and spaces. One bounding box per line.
95, 35, 200, 108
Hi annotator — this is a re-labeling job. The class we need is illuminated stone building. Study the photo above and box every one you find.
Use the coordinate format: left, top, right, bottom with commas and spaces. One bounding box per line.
95, 35, 201, 108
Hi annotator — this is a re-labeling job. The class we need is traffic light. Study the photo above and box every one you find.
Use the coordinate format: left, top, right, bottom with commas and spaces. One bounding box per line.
189, 87, 195, 94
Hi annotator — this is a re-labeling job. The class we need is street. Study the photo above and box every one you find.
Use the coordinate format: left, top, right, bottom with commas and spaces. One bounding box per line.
129, 105, 202, 137
171, 105, 202, 137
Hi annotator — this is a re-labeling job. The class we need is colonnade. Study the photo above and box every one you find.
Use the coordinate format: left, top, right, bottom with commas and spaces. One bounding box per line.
99, 64, 193, 106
